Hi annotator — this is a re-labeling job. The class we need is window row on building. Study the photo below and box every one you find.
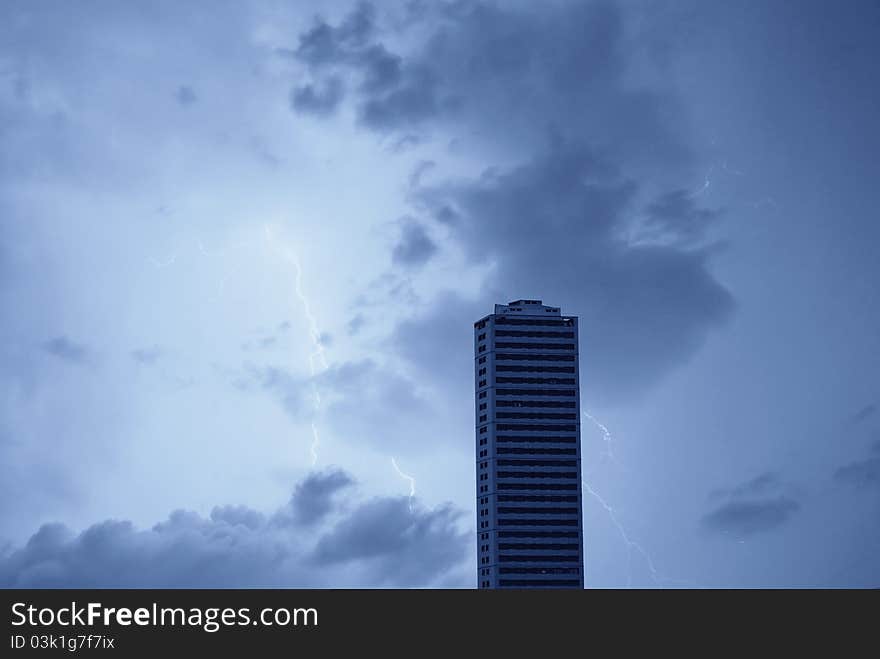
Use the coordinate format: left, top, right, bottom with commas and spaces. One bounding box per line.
496, 424, 577, 431
496, 471, 579, 479
496, 506, 580, 515
496, 412, 578, 420
494, 318, 576, 327
495, 330, 575, 339
496, 365, 575, 374
497, 459, 578, 467
497, 483, 579, 491
496, 353, 576, 362
497, 447, 577, 455
497, 519, 579, 526
496, 388, 577, 397
496, 435, 578, 444
494, 342, 576, 351
498, 557, 580, 564
499, 542, 579, 550
496, 376, 577, 385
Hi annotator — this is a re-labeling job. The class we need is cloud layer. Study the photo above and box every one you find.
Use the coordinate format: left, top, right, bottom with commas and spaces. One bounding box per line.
0, 469, 471, 588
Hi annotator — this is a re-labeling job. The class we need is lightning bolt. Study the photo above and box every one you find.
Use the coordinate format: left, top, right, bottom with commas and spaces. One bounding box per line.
692, 164, 714, 197
581, 410, 696, 588
391, 457, 416, 512
583, 410, 619, 465
581, 479, 661, 588
263, 225, 329, 466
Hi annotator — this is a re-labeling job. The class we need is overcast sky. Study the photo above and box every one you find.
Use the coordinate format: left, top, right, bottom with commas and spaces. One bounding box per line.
1, 0, 878, 587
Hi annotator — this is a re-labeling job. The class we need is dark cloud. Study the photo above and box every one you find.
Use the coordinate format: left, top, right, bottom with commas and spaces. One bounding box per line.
391, 218, 437, 268
314, 497, 467, 585
398, 143, 734, 399
290, 2, 733, 400
286, 469, 354, 526
291, 1, 691, 162
641, 189, 722, 246
346, 313, 366, 335
701, 472, 801, 537
0, 470, 469, 588
316, 359, 431, 452
709, 472, 781, 502
175, 85, 197, 106
834, 456, 880, 489
290, 77, 345, 116
849, 403, 876, 425
42, 336, 90, 364
131, 346, 162, 365
294, 2, 376, 69
701, 497, 800, 537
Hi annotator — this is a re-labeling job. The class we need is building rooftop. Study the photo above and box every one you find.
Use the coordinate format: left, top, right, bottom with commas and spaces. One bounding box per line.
494, 300, 562, 316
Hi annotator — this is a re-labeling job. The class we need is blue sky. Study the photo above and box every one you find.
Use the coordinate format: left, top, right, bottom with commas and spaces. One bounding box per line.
1, 0, 878, 587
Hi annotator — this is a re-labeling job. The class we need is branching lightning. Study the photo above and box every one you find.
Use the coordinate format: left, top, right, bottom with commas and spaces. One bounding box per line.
391, 457, 416, 512
583, 410, 618, 465
147, 228, 333, 466
581, 479, 660, 588
263, 225, 329, 466
581, 410, 696, 588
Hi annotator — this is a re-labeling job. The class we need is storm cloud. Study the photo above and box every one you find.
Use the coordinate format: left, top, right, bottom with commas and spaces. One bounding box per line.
42, 336, 91, 365
0, 469, 470, 588
701, 472, 801, 538
291, 1, 733, 400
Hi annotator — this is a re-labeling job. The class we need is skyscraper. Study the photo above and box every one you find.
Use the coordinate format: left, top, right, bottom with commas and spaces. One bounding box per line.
475, 300, 584, 589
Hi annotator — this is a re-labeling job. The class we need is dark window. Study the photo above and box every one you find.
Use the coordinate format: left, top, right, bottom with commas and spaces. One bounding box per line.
495, 343, 575, 351
497, 459, 578, 467
496, 436, 577, 444
478, 391, 487, 399
498, 567, 580, 574
498, 531, 579, 538
496, 412, 578, 420
497, 424, 577, 432
496, 389, 576, 397
479, 426, 487, 434
479, 414, 487, 422
498, 447, 577, 456
499, 543, 579, 550
494, 318, 575, 327
498, 495, 578, 503
477, 333, 486, 341
496, 401, 577, 409
497, 483, 578, 491
496, 354, 575, 362
497, 519, 579, 526
478, 356, 486, 364
478, 345, 486, 353
497, 507, 579, 515
478, 368, 487, 376
496, 472, 578, 479
496, 365, 575, 374
496, 377, 577, 385
479, 403, 487, 410
495, 330, 575, 339
478, 379, 487, 387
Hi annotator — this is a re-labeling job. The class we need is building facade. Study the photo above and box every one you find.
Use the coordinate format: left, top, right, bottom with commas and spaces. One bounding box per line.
475, 300, 584, 588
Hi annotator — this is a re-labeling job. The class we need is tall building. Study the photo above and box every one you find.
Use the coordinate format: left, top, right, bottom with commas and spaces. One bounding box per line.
475, 300, 584, 589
